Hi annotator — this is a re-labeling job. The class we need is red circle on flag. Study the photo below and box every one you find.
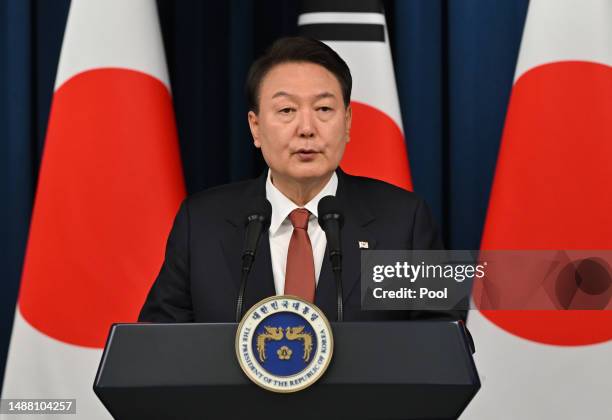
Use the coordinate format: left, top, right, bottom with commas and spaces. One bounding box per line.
480, 61, 612, 346
19, 69, 185, 348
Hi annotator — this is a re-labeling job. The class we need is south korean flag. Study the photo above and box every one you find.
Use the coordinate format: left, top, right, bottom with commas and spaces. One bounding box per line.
298, 0, 412, 190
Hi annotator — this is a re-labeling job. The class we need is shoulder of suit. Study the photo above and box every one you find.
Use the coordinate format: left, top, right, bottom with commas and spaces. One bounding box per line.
342, 173, 424, 207
181, 178, 259, 214
178, 174, 427, 217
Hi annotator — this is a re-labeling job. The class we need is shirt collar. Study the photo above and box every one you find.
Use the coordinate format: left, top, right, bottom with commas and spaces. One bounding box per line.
266, 170, 338, 235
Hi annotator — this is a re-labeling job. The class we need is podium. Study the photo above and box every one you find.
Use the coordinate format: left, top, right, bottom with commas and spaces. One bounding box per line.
94, 321, 479, 419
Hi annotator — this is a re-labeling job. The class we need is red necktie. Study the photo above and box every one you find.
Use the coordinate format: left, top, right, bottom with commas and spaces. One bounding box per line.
284, 208, 315, 302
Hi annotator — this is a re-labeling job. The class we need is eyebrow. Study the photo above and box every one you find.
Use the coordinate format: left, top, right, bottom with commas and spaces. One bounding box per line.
271, 91, 337, 100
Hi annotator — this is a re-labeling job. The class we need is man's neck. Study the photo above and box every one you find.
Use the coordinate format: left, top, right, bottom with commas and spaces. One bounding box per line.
270, 171, 334, 207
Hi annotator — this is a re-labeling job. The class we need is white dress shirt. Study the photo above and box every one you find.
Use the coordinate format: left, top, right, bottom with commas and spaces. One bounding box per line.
266, 170, 338, 295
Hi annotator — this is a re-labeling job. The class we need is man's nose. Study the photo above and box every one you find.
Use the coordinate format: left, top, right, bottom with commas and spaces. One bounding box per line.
297, 110, 315, 138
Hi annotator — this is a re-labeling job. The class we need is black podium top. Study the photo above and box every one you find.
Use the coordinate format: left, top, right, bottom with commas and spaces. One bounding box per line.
94, 321, 479, 420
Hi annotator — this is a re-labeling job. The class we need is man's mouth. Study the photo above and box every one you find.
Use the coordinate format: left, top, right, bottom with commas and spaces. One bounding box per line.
294, 149, 319, 161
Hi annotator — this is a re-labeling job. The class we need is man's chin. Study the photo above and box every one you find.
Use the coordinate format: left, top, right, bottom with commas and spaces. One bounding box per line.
285, 167, 336, 185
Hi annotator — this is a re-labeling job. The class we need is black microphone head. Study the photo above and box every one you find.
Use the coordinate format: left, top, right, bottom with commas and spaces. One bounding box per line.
317, 195, 344, 230
246, 196, 272, 229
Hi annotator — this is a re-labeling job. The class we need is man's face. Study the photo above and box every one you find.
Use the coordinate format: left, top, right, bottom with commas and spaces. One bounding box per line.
248, 61, 351, 185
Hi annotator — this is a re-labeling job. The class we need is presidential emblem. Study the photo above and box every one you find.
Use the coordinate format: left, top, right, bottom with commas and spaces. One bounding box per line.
235, 295, 333, 393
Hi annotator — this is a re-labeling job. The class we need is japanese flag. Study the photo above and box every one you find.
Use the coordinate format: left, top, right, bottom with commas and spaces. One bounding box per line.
1, 1, 185, 418
463, 1, 612, 419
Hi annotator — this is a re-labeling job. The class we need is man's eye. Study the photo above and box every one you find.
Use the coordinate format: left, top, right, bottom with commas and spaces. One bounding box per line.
317, 106, 332, 112
279, 107, 294, 114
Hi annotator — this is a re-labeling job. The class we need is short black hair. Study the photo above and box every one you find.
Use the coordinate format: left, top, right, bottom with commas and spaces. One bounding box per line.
245, 36, 352, 113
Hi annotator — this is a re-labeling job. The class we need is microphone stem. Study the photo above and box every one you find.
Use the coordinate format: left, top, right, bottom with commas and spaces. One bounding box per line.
331, 253, 343, 322
236, 254, 254, 322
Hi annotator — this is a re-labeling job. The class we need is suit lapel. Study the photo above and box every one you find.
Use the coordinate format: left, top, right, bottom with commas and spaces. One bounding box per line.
315, 170, 377, 320
220, 173, 275, 310
244, 233, 275, 308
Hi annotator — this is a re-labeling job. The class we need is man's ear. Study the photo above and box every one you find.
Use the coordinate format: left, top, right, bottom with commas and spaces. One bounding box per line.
345, 105, 352, 143
248, 110, 261, 148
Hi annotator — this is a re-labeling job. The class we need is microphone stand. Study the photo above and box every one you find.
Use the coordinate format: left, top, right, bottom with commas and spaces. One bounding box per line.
235, 255, 254, 322
235, 210, 269, 322
330, 251, 343, 322
320, 209, 344, 322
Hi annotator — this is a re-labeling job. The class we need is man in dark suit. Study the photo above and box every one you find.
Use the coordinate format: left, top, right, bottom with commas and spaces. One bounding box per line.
139, 37, 459, 323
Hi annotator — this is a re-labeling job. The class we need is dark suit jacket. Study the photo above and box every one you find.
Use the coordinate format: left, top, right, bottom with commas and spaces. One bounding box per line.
139, 170, 462, 323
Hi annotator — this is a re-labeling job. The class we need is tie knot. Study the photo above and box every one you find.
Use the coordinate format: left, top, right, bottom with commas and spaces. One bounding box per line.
289, 208, 310, 229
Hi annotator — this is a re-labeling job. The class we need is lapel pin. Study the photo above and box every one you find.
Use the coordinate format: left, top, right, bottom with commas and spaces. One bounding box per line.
358, 241, 369, 249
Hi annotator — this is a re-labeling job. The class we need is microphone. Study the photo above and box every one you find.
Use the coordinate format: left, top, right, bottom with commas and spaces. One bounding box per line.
235, 197, 272, 321
317, 195, 344, 321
